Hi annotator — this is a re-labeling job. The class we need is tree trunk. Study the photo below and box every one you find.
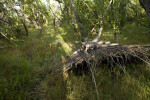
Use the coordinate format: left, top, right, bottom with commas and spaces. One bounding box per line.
21, 0, 28, 36
92, 0, 113, 42
35, 0, 43, 34
65, 5, 77, 32
53, 7, 57, 31
47, 0, 58, 31
53, 16, 56, 31
139, 0, 150, 33
69, 0, 86, 39
92, 27, 103, 42
114, 33, 118, 43
58, 3, 77, 32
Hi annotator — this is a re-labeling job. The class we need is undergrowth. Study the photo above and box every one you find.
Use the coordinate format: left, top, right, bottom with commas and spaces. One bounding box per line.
68, 64, 150, 100
0, 24, 150, 100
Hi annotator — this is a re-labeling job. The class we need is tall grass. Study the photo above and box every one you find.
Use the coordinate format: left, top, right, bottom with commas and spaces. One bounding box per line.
0, 51, 32, 99
0, 24, 150, 99
101, 24, 150, 44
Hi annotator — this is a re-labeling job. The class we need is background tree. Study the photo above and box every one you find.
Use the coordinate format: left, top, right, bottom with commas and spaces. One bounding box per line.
139, 0, 150, 33
20, 0, 28, 36
69, 0, 86, 39
35, 0, 43, 34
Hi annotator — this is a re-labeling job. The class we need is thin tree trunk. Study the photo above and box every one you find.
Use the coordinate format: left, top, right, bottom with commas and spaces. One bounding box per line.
65, 6, 77, 32
58, 3, 77, 32
139, 0, 150, 34
69, 0, 86, 39
47, 0, 58, 31
53, 7, 57, 31
124, 0, 127, 24
92, 0, 113, 42
111, 0, 119, 42
90, 24, 96, 36
53, 15, 56, 31
21, 0, 28, 36
35, 0, 43, 34
114, 33, 118, 43
147, 13, 150, 34
7, 3, 29, 36
92, 27, 103, 42
0, 7, 16, 36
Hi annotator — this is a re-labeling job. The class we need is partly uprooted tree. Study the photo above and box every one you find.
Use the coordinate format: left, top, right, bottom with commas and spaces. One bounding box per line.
64, 0, 150, 72
64, 41, 150, 72
64, 1, 150, 99
64, 34, 150, 100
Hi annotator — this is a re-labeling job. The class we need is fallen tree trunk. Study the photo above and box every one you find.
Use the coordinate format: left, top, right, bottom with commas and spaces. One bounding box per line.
64, 41, 150, 72
64, 41, 150, 100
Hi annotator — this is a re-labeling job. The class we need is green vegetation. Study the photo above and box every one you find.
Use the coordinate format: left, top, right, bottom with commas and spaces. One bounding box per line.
101, 24, 150, 44
0, 24, 150, 99
0, 0, 150, 100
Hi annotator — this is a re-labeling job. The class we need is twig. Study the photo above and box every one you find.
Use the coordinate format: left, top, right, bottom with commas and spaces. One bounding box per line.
0, 32, 17, 46
89, 66, 99, 100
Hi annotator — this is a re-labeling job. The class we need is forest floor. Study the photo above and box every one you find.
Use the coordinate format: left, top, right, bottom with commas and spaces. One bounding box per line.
0, 24, 150, 100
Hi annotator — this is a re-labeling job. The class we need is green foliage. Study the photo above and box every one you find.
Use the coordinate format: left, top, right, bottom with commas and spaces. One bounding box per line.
0, 26, 78, 99
0, 52, 32, 99
66, 64, 150, 100
101, 24, 150, 44
0, 0, 150, 99
0, 23, 150, 99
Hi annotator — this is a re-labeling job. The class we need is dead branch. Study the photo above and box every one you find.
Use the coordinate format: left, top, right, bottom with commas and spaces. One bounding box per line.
64, 41, 150, 72
0, 32, 17, 46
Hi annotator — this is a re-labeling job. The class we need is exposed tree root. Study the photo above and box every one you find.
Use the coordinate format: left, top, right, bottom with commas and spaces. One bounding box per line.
64, 41, 150, 73
64, 41, 150, 100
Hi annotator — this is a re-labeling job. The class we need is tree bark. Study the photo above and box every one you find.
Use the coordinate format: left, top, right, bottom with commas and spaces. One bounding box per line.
0, 6, 16, 36
58, 3, 77, 32
92, 27, 103, 42
139, 0, 150, 33
92, 0, 113, 42
114, 33, 118, 43
35, 0, 43, 34
53, 16, 56, 31
47, 0, 58, 31
21, 0, 28, 36
69, 0, 86, 39
52, 8, 57, 31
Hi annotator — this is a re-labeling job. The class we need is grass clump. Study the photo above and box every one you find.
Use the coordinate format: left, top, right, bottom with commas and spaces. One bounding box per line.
0, 24, 150, 100
101, 24, 150, 44
0, 52, 32, 99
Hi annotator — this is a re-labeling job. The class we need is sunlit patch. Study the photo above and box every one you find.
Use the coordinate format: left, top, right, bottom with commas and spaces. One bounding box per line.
56, 34, 72, 53
124, 37, 128, 40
